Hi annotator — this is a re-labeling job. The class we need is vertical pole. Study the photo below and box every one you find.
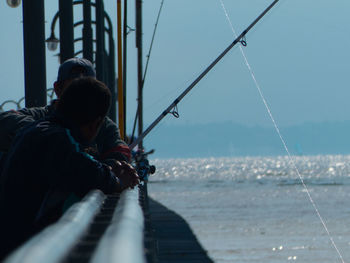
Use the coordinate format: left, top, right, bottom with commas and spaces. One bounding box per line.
108, 33, 116, 122
136, 0, 143, 150
59, 0, 74, 63
123, 0, 128, 137
22, 0, 47, 107
136, 0, 148, 202
117, 0, 125, 140
95, 0, 105, 82
83, 0, 93, 62
105, 14, 116, 122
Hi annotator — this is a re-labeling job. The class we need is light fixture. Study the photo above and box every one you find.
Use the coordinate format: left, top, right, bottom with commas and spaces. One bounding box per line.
45, 33, 60, 51
6, 0, 21, 8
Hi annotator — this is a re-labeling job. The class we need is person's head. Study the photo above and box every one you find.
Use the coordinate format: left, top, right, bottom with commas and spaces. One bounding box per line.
54, 57, 96, 98
56, 77, 111, 142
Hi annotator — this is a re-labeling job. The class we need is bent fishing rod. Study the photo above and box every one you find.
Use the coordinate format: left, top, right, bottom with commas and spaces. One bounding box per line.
129, 0, 279, 150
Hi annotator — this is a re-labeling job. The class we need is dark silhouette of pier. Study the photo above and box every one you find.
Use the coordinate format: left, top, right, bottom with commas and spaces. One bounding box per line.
145, 198, 214, 263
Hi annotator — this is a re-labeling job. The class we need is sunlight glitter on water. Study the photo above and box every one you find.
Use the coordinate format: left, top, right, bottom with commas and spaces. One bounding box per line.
148, 155, 350, 263
151, 155, 350, 185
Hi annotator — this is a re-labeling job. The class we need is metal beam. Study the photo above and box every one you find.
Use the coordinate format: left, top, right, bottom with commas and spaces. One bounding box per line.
117, 0, 125, 139
136, 0, 143, 149
123, 0, 128, 135
59, 0, 74, 63
83, 0, 93, 62
22, 0, 47, 107
95, 0, 105, 81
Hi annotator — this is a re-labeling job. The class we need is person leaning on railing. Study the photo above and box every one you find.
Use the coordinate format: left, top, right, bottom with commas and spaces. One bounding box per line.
0, 58, 131, 169
0, 77, 139, 260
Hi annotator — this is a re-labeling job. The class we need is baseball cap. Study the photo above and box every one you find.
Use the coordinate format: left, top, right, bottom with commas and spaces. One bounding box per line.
57, 57, 96, 82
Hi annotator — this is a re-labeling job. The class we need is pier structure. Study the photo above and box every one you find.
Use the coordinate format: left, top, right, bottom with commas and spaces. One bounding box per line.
6, 0, 117, 121
2, 185, 213, 263
1, 1, 214, 262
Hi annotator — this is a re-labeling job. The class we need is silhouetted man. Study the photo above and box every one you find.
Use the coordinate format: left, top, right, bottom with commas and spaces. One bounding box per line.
0, 77, 139, 259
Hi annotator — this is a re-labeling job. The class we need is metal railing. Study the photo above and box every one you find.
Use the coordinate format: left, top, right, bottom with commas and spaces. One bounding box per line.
0, 89, 56, 112
90, 188, 146, 263
3, 188, 146, 263
4, 190, 105, 263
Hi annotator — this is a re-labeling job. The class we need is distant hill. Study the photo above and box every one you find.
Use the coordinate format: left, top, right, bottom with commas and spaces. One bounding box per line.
143, 121, 350, 158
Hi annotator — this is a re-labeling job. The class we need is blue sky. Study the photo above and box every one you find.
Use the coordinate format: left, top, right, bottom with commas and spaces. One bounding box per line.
1, 0, 350, 133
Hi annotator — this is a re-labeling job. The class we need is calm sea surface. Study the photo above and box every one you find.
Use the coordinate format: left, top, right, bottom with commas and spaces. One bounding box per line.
148, 155, 350, 263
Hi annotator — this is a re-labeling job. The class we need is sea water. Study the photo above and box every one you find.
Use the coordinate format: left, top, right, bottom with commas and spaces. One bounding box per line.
148, 155, 350, 263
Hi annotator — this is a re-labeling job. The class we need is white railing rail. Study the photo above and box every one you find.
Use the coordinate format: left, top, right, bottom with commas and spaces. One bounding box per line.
4, 190, 106, 263
3, 187, 146, 263
90, 188, 146, 263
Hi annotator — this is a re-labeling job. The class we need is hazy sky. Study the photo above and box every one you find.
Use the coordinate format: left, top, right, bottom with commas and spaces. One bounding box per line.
1, 0, 350, 133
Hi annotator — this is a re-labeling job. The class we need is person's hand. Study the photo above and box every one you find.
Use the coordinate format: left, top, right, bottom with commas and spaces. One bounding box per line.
112, 161, 139, 191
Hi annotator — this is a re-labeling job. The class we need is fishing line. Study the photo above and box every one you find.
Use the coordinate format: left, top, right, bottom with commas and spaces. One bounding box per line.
218, 1, 345, 262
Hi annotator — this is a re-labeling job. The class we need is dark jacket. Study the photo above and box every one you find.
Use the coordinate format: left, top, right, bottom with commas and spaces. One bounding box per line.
0, 114, 120, 258
0, 102, 131, 162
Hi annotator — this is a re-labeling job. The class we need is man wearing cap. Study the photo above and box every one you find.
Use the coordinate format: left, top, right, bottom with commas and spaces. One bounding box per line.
0, 58, 131, 165
0, 77, 139, 259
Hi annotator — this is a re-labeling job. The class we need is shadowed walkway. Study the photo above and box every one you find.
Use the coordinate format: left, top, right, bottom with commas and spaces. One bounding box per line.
145, 198, 214, 263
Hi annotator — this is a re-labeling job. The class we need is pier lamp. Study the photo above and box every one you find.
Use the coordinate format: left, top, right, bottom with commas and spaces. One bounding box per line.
46, 33, 60, 51
47, 5, 115, 67
46, 12, 60, 51
6, 0, 21, 7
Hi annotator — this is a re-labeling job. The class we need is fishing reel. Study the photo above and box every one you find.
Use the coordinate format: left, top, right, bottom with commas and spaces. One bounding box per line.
133, 149, 156, 182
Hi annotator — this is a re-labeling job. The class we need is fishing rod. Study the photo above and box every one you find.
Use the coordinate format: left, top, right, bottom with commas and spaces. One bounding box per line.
142, 0, 165, 87
129, 0, 279, 150
130, 0, 165, 144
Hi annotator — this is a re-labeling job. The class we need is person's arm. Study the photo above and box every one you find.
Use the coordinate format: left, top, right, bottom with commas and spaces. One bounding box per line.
17, 106, 49, 120
94, 117, 131, 163
0, 106, 50, 152
49, 129, 137, 196
0, 110, 35, 152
